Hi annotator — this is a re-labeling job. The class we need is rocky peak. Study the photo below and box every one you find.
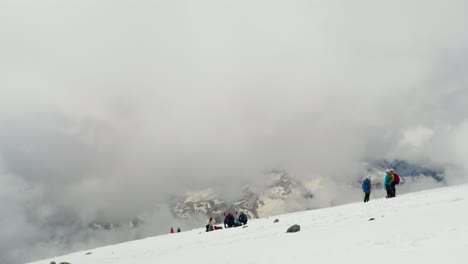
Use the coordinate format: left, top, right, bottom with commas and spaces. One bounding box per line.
173, 189, 227, 219
172, 170, 314, 221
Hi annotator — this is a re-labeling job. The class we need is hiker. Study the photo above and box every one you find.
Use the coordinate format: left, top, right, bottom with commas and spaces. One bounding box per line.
177, 227, 181, 233
206, 217, 215, 232
362, 176, 371, 203
224, 212, 235, 228
170, 227, 174, 234
384, 169, 394, 198
390, 169, 400, 197
238, 211, 248, 225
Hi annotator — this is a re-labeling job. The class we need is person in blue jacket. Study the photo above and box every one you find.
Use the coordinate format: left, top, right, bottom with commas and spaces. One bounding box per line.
384, 169, 394, 198
362, 175, 372, 203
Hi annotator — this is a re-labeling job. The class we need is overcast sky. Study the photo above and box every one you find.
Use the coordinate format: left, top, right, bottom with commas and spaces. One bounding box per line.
1, 0, 468, 263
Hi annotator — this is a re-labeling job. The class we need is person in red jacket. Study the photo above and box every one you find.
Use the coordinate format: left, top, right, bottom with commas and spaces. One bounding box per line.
170, 227, 174, 234
390, 169, 400, 197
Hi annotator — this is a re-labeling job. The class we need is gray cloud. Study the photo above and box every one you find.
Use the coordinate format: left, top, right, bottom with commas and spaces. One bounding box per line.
1, 0, 468, 263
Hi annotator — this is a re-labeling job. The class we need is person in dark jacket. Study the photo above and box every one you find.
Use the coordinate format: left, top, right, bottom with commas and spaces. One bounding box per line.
224, 212, 235, 228
177, 227, 181, 233
390, 169, 399, 197
238, 212, 248, 225
362, 176, 371, 203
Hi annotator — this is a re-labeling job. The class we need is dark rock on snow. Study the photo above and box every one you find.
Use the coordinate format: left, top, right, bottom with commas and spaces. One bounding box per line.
286, 224, 300, 233
274, 219, 279, 223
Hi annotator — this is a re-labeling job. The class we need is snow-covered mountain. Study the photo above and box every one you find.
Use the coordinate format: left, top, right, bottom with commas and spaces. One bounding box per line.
17, 160, 446, 264
29, 184, 468, 264
71, 161, 444, 235
172, 161, 444, 223
172, 169, 314, 223
366, 159, 444, 180
362, 159, 445, 188
172, 189, 228, 221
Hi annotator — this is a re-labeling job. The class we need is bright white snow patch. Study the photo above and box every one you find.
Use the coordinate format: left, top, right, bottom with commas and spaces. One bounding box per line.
183, 189, 219, 203
29, 185, 468, 264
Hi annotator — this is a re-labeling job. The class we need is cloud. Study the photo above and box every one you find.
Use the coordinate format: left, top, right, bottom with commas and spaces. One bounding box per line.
400, 127, 434, 148
1, 0, 468, 263
451, 120, 468, 181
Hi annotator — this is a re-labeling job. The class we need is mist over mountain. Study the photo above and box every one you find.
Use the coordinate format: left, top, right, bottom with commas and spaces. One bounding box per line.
1, 1, 468, 264
172, 169, 315, 222
27, 184, 468, 264
4, 160, 448, 264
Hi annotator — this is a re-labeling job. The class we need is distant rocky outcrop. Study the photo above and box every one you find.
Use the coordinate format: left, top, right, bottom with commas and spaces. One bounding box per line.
85, 160, 446, 233
88, 218, 143, 231
172, 170, 314, 222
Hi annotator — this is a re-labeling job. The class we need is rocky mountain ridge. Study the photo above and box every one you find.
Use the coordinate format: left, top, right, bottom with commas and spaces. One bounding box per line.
172, 169, 314, 223
86, 160, 445, 231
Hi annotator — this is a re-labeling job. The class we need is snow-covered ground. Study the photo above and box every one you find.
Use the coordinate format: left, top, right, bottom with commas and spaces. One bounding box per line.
29, 184, 468, 264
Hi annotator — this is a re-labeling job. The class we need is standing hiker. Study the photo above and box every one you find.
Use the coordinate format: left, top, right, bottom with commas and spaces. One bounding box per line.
362, 175, 372, 203
177, 227, 181, 233
384, 169, 394, 198
170, 227, 174, 234
390, 169, 400, 197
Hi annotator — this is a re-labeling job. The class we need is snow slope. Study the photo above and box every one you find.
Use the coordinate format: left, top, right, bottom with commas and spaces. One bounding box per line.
29, 185, 468, 264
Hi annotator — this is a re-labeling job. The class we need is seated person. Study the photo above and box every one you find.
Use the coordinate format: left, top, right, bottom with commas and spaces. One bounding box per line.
238, 211, 248, 225
224, 212, 235, 228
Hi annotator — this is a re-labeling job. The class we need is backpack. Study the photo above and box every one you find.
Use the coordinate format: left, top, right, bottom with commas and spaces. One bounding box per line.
393, 173, 400, 185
